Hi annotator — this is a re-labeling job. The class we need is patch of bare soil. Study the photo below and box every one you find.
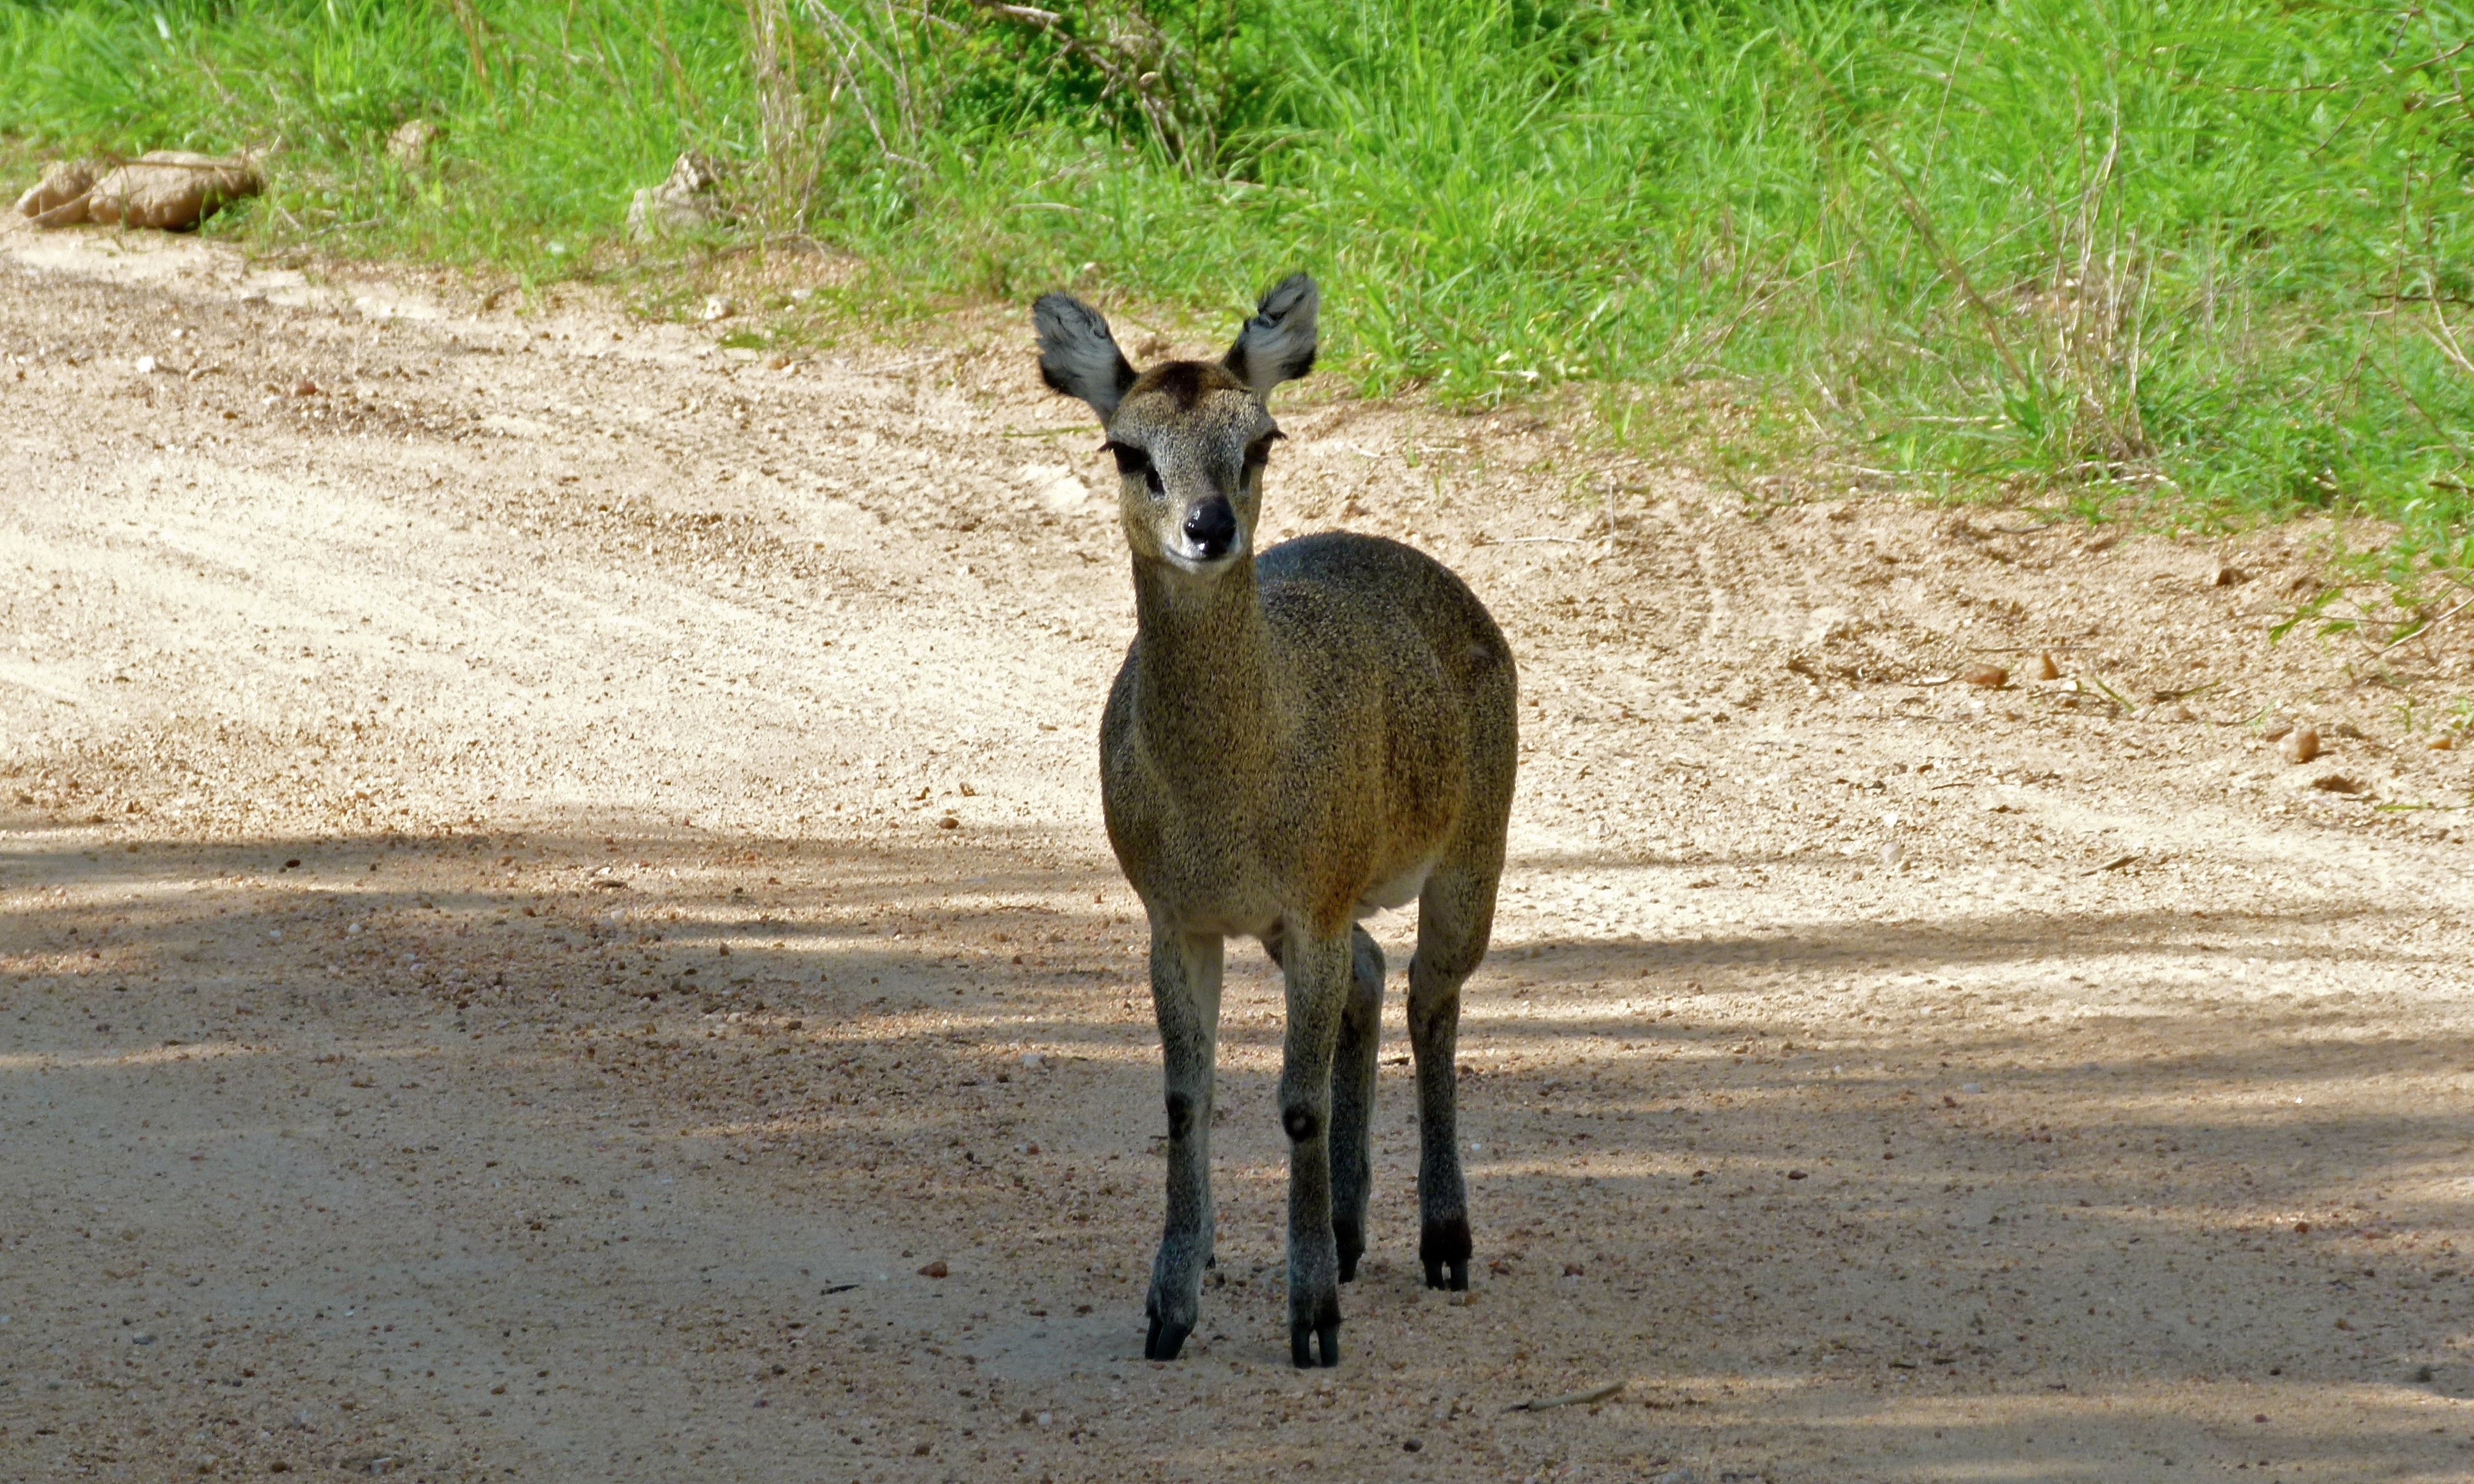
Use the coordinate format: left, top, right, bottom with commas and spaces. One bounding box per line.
3, 227, 2473, 1484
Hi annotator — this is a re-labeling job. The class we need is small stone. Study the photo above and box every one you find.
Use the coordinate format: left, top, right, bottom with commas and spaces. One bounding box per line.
1403, 1439, 1423, 1453
2309, 773, 2365, 795
2150, 701, 2195, 723
1961, 1082, 1983, 1094
1021, 1052, 1044, 1069
2260, 716, 2294, 742
938, 816, 959, 830
292, 378, 321, 397
2028, 653, 2061, 681
1786, 1169, 1808, 1181
1959, 662, 2008, 688
2428, 734, 2456, 751
629, 153, 728, 242
1880, 842, 1905, 869
135, 354, 157, 374
387, 119, 440, 168
1563, 1262, 1585, 1276
917, 1260, 948, 1278
2280, 725, 2320, 764
2211, 563, 2245, 587
131, 1331, 153, 1345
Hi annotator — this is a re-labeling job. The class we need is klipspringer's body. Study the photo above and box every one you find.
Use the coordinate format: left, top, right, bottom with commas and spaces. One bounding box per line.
1035, 277, 1516, 1369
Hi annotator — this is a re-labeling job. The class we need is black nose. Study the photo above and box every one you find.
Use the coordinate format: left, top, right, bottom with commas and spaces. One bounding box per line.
1183, 498, 1238, 559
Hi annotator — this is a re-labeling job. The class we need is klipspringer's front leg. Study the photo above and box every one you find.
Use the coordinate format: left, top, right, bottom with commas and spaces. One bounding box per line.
1144, 926, 1223, 1362
1278, 927, 1351, 1367
1329, 926, 1385, 1283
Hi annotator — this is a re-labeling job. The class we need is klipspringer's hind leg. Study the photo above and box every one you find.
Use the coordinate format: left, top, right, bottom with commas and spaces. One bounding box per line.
1329, 926, 1385, 1282
1145, 928, 1224, 1361
1409, 863, 1499, 1292
1278, 928, 1351, 1367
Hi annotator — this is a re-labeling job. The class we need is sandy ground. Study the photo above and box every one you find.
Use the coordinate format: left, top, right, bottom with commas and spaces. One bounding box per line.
3, 224, 2474, 1484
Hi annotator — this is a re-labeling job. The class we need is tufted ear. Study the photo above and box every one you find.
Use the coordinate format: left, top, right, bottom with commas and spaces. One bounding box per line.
1033, 292, 1140, 421
1223, 273, 1318, 398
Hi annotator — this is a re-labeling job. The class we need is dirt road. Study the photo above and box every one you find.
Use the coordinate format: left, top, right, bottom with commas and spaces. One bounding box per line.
4, 226, 2473, 1484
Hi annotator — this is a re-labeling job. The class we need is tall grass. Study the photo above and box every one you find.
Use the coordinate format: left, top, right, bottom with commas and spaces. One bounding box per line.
5, 0, 2471, 609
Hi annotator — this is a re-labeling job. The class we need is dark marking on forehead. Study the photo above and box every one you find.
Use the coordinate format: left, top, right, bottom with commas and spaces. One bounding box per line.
1130, 360, 1247, 411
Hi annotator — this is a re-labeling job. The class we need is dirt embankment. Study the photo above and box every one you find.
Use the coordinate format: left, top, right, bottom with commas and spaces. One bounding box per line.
3, 228, 2472, 1483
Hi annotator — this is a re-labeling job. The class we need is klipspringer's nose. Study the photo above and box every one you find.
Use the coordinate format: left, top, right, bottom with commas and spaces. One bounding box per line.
1183, 498, 1238, 560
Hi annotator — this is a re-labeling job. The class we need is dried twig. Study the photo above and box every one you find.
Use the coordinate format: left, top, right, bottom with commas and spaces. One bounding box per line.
1504, 1380, 1625, 1413
2383, 591, 2474, 652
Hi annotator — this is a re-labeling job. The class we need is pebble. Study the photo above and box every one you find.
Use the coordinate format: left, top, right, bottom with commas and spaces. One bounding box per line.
1961, 1082, 1982, 1094
1880, 842, 1905, 869
2260, 716, 2294, 742
2280, 725, 2321, 764
2028, 653, 2061, 681
2210, 563, 2245, 587
917, 1260, 948, 1278
1959, 662, 2008, 688
292, 378, 320, 397
135, 355, 157, 374
2429, 735, 2456, 751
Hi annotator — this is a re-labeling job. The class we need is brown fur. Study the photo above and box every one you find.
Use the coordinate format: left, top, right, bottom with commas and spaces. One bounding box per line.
1033, 275, 1516, 1369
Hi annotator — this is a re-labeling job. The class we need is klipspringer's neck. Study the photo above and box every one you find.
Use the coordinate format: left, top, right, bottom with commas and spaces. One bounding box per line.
1129, 554, 1276, 777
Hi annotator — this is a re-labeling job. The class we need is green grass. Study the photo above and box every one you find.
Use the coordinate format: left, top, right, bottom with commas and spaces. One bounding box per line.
5, 0, 2471, 616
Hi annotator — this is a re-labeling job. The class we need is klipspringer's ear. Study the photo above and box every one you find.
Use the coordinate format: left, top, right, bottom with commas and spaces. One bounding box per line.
1223, 273, 1318, 398
1034, 292, 1139, 421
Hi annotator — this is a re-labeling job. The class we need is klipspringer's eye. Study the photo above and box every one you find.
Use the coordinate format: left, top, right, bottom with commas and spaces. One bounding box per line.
1108, 441, 1167, 496
1243, 429, 1285, 469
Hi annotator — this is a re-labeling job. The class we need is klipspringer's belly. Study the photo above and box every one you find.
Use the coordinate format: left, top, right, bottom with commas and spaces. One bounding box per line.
1354, 857, 1437, 918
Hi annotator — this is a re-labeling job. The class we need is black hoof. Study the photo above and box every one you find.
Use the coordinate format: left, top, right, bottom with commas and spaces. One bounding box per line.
1290, 1320, 1340, 1368
1145, 1315, 1191, 1361
1448, 1259, 1468, 1292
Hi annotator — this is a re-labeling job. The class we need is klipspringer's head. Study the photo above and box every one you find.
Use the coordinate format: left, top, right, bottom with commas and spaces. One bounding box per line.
1032, 274, 1318, 574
